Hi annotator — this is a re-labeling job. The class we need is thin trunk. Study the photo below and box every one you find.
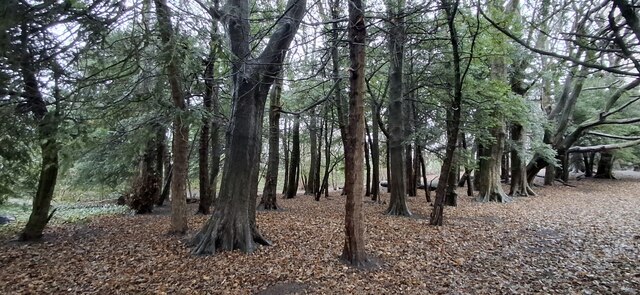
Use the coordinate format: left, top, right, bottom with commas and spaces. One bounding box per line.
197, 53, 215, 214
282, 117, 290, 194
154, 0, 188, 234
370, 103, 380, 201
418, 148, 430, 202
317, 106, 334, 201
260, 76, 283, 210
430, 0, 462, 225
364, 125, 371, 196
306, 109, 319, 195
286, 115, 301, 198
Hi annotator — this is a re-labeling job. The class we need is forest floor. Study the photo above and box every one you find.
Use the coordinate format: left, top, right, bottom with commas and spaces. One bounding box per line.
1, 174, 639, 294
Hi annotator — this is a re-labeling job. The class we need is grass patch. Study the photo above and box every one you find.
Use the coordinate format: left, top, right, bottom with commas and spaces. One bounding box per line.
0, 200, 132, 237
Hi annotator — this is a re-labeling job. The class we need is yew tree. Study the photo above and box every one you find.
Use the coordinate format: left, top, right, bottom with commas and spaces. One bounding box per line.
191, 0, 306, 255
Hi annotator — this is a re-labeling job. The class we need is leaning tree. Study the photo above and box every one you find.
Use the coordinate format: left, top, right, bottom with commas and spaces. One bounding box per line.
191, 0, 306, 255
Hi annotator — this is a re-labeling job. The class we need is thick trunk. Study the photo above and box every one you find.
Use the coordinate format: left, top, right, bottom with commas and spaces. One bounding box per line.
342, 0, 370, 267
191, 0, 306, 255
285, 115, 301, 199
509, 124, 536, 196
259, 76, 283, 210
595, 152, 615, 179
477, 125, 510, 203
128, 136, 160, 214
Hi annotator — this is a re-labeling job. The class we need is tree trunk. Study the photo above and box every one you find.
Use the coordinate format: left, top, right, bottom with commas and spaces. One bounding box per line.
154, 124, 165, 203
286, 115, 301, 199
430, 0, 462, 226
21, 115, 59, 241
197, 55, 214, 214
282, 117, 290, 194
305, 109, 319, 195
191, 0, 305, 255
595, 152, 615, 179
364, 127, 371, 196
509, 124, 536, 196
477, 125, 510, 203
157, 135, 171, 206
127, 135, 160, 214
341, 0, 370, 268
18, 35, 60, 240
418, 149, 431, 202
317, 105, 334, 201
259, 76, 283, 210
154, 0, 189, 234
370, 103, 380, 201
584, 152, 594, 177
385, 0, 410, 216
444, 150, 458, 207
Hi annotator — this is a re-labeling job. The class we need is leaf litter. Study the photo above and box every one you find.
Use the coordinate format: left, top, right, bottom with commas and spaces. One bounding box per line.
1, 176, 639, 294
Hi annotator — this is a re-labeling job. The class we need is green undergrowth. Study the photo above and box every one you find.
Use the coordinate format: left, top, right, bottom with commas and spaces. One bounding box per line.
0, 200, 132, 237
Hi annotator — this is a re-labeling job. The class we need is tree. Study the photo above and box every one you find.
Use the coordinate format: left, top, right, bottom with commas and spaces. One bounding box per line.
430, 0, 464, 225
191, 0, 306, 255
285, 115, 301, 199
260, 75, 284, 210
0, 0, 123, 240
385, 0, 411, 217
341, 0, 372, 268
154, 0, 189, 234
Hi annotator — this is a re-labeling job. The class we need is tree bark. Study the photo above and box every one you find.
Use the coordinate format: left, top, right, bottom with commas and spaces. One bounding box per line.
430, 0, 462, 226
259, 75, 283, 210
594, 152, 615, 179
154, 0, 189, 234
370, 103, 380, 201
385, 0, 410, 216
509, 124, 536, 196
197, 53, 215, 214
341, 0, 370, 268
477, 125, 510, 203
286, 115, 301, 199
364, 127, 372, 196
191, 0, 306, 255
19, 43, 60, 240
305, 109, 319, 195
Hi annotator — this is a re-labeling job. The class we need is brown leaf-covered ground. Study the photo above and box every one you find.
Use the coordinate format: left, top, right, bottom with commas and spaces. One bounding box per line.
1, 175, 639, 294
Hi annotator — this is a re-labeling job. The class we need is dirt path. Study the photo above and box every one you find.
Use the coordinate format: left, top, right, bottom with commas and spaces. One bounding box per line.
1, 176, 638, 294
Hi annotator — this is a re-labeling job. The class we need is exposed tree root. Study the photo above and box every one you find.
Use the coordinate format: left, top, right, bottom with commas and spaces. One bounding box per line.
385, 200, 411, 216
191, 210, 271, 255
